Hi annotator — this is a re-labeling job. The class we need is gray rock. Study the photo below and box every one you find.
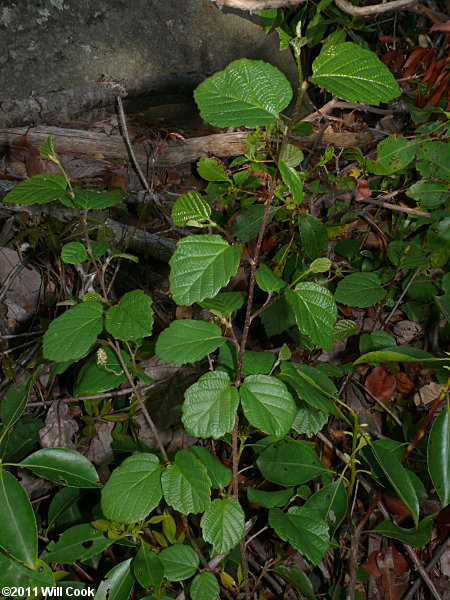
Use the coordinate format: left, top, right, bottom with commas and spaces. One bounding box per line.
1, 0, 299, 100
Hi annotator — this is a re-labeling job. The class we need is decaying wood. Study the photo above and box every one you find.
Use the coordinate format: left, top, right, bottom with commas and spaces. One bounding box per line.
211, 0, 416, 14
210, 0, 306, 8
0, 126, 383, 171
334, 0, 417, 15
0, 189, 177, 263
0, 74, 206, 129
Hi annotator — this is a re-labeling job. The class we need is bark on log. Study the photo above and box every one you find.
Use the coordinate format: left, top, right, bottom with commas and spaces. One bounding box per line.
0, 183, 177, 263
0, 74, 206, 129
0, 126, 383, 170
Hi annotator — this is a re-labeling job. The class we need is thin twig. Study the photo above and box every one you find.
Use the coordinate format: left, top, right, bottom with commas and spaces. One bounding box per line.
355, 196, 430, 217
181, 515, 210, 569
403, 536, 450, 600
385, 263, 424, 324
0, 331, 43, 339
116, 97, 154, 198
109, 339, 169, 462
26, 383, 156, 407
352, 379, 402, 426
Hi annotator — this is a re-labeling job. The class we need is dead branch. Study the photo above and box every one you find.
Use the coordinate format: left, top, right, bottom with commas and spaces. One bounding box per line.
0, 73, 206, 129
210, 0, 416, 14
0, 126, 383, 173
0, 192, 177, 263
334, 0, 417, 16
210, 0, 306, 9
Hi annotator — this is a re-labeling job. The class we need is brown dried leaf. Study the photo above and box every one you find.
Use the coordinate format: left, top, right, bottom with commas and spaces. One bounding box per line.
414, 382, 442, 407
355, 179, 372, 201
365, 366, 396, 403
396, 371, 415, 395
39, 401, 78, 449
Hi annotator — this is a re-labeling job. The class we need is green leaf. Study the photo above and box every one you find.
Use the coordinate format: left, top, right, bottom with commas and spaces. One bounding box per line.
372, 514, 435, 547
285, 283, 337, 351
240, 375, 296, 437
279, 161, 303, 204
169, 235, 242, 305
0, 470, 37, 568
333, 319, 357, 340
44, 524, 112, 563
61, 189, 121, 210
359, 331, 395, 354
73, 347, 128, 396
304, 480, 347, 536
218, 344, 276, 376
199, 292, 245, 316
255, 263, 286, 293
283, 143, 304, 168
416, 141, 450, 181
105, 290, 153, 341
43, 301, 104, 362
269, 507, 330, 565
335, 273, 385, 308
182, 371, 239, 439
190, 572, 220, 600
0, 555, 54, 589
197, 157, 231, 182
257, 439, 328, 486
47, 488, 83, 532
39, 136, 56, 159
61, 242, 89, 264
406, 180, 450, 208
310, 42, 401, 105
155, 319, 226, 365
4, 174, 67, 205
194, 59, 293, 127
310, 257, 331, 273
95, 559, 134, 600
101, 454, 162, 523
188, 446, 232, 489
201, 497, 245, 554
247, 486, 295, 508
355, 346, 435, 365
171, 191, 212, 227
3, 418, 42, 463
1, 379, 33, 430
20, 448, 101, 488
260, 297, 296, 337
272, 565, 315, 598
132, 545, 164, 590
299, 213, 328, 260
366, 135, 415, 174
428, 405, 450, 507
387, 241, 427, 269
371, 440, 419, 525
231, 205, 276, 242
162, 450, 211, 514
159, 545, 199, 581
292, 403, 329, 436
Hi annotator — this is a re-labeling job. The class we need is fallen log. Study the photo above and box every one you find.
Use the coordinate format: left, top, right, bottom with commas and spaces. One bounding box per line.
0, 126, 383, 170
0, 74, 207, 129
0, 183, 177, 263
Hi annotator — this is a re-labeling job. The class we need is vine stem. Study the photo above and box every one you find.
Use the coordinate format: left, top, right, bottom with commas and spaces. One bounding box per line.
108, 339, 169, 463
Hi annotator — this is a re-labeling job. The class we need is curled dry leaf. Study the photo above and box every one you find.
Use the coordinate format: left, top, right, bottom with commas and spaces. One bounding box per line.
395, 371, 415, 395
